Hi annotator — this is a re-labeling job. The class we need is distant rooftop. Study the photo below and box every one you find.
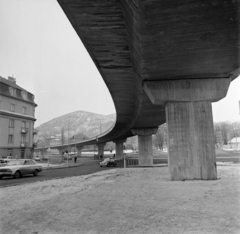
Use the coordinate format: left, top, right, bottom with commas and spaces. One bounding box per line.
0, 76, 28, 93
228, 137, 240, 143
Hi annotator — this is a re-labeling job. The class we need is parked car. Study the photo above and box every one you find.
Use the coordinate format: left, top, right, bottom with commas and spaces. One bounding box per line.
64, 154, 72, 160
0, 156, 14, 164
41, 156, 48, 161
1, 156, 13, 160
33, 156, 41, 161
0, 159, 12, 164
0, 159, 42, 179
100, 158, 117, 167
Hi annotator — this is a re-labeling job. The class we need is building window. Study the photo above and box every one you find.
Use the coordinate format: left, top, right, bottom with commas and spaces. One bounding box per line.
7, 149, 13, 156
21, 91, 28, 100
9, 87, 16, 96
21, 135, 26, 143
22, 107, 27, 114
22, 121, 26, 128
8, 135, 13, 144
9, 119, 14, 128
10, 103, 15, 112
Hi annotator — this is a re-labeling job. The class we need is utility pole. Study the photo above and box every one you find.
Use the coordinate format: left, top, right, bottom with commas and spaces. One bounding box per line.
61, 127, 64, 162
67, 115, 70, 167
99, 119, 102, 134
68, 114, 81, 166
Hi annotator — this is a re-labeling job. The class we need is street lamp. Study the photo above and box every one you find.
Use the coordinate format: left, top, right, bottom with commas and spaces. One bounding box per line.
99, 118, 103, 134
68, 114, 81, 166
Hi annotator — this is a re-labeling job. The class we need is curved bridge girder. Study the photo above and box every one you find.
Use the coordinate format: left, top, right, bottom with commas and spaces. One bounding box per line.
55, 0, 239, 147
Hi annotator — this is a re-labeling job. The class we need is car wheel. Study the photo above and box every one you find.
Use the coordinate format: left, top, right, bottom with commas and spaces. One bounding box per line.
33, 170, 38, 176
13, 171, 21, 179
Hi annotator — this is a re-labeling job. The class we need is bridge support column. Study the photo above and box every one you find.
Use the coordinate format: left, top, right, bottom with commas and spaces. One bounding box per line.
132, 128, 158, 166
113, 139, 126, 160
97, 143, 105, 157
42, 148, 46, 156
76, 146, 82, 157
144, 78, 231, 180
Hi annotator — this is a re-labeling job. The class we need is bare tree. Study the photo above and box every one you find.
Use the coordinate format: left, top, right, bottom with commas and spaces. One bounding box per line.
127, 136, 138, 151
214, 121, 240, 145
231, 121, 240, 138
154, 124, 167, 150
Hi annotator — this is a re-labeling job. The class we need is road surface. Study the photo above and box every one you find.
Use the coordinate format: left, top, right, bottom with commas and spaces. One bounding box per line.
0, 159, 123, 188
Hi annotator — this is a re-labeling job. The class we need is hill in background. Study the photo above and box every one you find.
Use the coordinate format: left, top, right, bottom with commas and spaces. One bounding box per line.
36, 111, 116, 141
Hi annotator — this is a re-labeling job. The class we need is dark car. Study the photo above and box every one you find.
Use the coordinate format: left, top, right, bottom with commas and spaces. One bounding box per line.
100, 158, 117, 167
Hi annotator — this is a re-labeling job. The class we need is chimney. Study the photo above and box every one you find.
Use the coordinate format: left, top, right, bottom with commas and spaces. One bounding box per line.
8, 76, 16, 84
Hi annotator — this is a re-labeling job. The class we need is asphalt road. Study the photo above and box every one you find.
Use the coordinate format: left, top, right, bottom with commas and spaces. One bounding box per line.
1, 150, 239, 188
0, 159, 123, 188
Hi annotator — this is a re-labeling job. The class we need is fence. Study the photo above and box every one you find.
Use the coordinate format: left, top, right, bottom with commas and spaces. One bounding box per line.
126, 158, 168, 166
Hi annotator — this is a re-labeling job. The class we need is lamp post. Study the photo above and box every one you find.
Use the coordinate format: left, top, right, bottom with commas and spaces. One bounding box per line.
68, 114, 81, 167
99, 118, 103, 134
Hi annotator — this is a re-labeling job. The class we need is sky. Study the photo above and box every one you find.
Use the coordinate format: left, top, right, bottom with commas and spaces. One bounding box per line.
0, 0, 239, 127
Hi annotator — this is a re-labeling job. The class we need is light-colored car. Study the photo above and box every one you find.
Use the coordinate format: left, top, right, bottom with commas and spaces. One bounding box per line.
100, 158, 117, 167
0, 156, 13, 160
33, 156, 41, 161
0, 156, 14, 164
0, 158, 12, 164
0, 159, 43, 179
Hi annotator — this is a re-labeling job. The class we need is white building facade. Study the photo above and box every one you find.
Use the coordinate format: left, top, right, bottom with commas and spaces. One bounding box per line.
0, 76, 37, 158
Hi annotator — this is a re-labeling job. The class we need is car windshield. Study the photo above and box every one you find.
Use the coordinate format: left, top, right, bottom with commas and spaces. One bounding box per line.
7, 160, 24, 165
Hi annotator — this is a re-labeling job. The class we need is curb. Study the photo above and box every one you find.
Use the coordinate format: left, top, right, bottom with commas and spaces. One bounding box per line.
42, 163, 84, 170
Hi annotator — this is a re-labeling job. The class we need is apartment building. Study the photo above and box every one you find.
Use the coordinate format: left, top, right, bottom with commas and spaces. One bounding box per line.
0, 76, 37, 158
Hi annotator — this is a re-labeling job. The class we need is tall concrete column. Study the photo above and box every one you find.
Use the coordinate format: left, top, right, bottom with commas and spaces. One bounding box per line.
166, 101, 216, 180
132, 128, 158, 166
97, 143, 105, 157
144, 78, 231, 180
76, 146, 82, 157
113, 139, 126, 160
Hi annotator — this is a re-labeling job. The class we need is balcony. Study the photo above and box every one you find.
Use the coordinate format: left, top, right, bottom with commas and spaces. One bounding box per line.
20, 142, 28, 148
21, 127, 28, 134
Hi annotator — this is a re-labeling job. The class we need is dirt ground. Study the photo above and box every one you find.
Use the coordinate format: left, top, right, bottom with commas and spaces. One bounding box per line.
0, 164, 240, 234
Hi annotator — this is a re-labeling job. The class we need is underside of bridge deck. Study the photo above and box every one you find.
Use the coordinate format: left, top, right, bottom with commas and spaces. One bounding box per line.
57, 0, 239, 180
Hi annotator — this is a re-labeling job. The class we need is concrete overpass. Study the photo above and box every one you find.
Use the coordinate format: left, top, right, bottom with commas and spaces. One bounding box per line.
37, 0, 239, 180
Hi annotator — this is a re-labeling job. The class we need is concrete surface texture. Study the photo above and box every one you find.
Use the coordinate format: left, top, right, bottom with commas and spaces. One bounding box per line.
1, 164, 239, 234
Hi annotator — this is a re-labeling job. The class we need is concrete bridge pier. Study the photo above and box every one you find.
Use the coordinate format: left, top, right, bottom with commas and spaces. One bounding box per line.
113, 139, 126, 160
132, 128, 158, 166
41, 148, 46, 156
76, 146, 83, 157
97, 143, 105, 158
144, 78, 231, 181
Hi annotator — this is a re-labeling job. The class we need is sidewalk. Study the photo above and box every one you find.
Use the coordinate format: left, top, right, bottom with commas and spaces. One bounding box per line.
39, 158, 90, 170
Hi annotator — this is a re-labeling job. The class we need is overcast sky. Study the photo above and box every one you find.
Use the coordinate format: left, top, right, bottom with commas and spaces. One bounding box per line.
0, 0, 239, 127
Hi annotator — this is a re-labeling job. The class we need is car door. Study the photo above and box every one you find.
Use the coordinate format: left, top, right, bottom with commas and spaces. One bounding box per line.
23, 160, 34, 175
21, 160, 30, 175
29, 160, 37, 173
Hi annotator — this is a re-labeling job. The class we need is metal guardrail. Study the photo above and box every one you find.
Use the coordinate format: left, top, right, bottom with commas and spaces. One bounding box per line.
126, 158, 168, 166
